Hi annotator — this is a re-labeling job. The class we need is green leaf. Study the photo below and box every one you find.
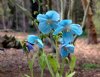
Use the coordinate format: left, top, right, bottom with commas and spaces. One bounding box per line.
44, 53, 55, 77
53, 35, 59, 41
69, 55, 76, 72
38, 52, 46, 70
24, 74, 30, 77
47, 54, 60, 72
28, 53, 37, 71
66, 72, 75, 77
21, 41, 28, 53
56, 72, 60, 77
28, 60, 34, 72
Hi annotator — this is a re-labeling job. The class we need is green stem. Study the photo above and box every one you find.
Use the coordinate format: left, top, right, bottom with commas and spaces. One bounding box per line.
47, 36, 59, 61
55, 39, 59, 62
60, 59, 65, 76
43, 51, 55, 77
46, 37, 56, 53
26, 53, 34, 77
30, 69, 34, 77
41, 69, 44, 77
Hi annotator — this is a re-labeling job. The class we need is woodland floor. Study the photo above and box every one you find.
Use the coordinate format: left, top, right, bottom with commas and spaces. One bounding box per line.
0, 32, 100, 77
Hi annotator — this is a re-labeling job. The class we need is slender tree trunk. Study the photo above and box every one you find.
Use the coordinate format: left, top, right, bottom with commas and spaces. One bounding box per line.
24, 0, 31, 32
15, 7, 19, 30
51, 0, 60, 12
63, 0, 69, 19
21, 0, 26, 32
1, 0, 7, 30
1, 13, 6, 30
42, 0, 48, 13
86, 15, 98, 44
81, 0, 97, 44
67, 0, 74, 19
60, 0, 64, 20
47, 0, 52, 10
56, 0, 60, 12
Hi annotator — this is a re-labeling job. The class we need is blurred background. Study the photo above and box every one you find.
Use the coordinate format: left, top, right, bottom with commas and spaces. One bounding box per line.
0, 0, 100, 77
0, 0, 99, 35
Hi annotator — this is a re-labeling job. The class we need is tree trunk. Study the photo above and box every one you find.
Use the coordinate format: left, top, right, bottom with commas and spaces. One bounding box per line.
1, 13, 6, 30
81, 0, 97, 44
21, 0, 26, 32
1, 0, 7, 30
67, 0, 74, 19
24, 0, 31, 32
15, 7, 19, 31
47, 0, 52, 10
42, 0, 48, 13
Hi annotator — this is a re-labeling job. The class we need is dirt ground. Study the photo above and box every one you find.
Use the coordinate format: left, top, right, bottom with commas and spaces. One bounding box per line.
0, 32, 100, 77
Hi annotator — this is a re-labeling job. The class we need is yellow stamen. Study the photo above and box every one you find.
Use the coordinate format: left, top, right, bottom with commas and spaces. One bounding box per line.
47, 19, 52, 25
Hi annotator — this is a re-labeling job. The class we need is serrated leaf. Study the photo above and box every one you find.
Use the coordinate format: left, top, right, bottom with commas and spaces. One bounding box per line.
69, 55, 76, 72
38, 52, 46, 70
47, 55, 60, 72
66, 72, 75, 77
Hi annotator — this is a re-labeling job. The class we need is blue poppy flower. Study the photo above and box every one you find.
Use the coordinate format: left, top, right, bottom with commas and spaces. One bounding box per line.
53, 20, 82, 44
60, 44, 74, 58
26, 35, 44, 51
37, 10, 60, 34
26, 42, 34, 51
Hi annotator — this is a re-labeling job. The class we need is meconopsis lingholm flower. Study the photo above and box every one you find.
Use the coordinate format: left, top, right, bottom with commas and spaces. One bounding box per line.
60, 43, 75, 58
37, 10, 60, 34
26, 35, 44, 51
53, 20, 83, 44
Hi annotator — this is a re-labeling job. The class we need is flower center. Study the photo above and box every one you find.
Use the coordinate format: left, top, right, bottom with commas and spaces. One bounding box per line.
64, 26, 71, 32
35, 40, 38, 44
47, 19, 52, 25
63, 46, 67, 51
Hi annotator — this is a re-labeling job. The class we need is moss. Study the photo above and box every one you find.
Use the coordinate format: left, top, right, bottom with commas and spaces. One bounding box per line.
82, 63, 100, 70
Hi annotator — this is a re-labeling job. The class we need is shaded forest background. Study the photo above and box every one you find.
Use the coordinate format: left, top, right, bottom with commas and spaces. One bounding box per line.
0, 0, 100, 35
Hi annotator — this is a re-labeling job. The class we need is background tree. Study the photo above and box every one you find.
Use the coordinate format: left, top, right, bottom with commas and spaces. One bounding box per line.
0, 0, 99, 44
81, 0, 98, 44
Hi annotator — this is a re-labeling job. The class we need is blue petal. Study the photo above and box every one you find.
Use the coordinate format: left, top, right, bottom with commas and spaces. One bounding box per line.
26, 43, 33, 51
27, 35, 38, 44
62, 31, 74, 44
50, 21, 59, 30
58, 20, 72, 27
37, 39, 44, 48
37, 14, 47, 22
53, 26, 64, 35
60, 47, 69, 58
60, 44, 74, 58
65, 44, 74, 53
46, 10, 60, 21
38, 22, 51, 34
70, 24, 83, 35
